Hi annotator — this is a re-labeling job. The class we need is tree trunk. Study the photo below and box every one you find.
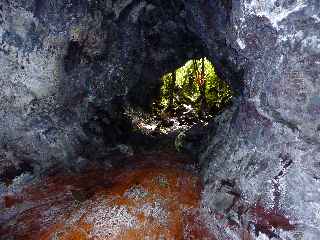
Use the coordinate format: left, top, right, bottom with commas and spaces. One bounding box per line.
199, 58, 207, 115
167, 70, 176, 114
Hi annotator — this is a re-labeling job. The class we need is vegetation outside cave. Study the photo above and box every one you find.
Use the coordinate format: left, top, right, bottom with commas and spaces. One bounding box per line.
125, 58, 233, 155
154, 57, 232, 124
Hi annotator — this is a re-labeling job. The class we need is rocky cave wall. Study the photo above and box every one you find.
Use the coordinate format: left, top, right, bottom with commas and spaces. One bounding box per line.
195, 1, 320, 239
1, 0, 320, 239
0, 0, 205, 174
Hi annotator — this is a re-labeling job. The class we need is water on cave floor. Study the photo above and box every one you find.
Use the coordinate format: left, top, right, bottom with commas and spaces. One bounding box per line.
0, 151, 216, 240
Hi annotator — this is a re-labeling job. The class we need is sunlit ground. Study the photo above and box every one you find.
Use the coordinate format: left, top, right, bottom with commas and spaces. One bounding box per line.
0, 152, 216, 240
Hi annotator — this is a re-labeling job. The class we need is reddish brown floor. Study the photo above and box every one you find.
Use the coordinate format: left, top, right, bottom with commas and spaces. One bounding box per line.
0, 152, 216, 240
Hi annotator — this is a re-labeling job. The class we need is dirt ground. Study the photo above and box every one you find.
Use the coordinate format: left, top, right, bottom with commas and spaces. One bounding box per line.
0, 151, 216, 240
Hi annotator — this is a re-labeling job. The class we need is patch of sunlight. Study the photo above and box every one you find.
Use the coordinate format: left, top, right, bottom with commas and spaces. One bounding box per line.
138, 122, 158, 131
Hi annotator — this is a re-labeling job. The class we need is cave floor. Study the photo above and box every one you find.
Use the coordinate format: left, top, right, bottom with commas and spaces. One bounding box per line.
0, 151, 216, 240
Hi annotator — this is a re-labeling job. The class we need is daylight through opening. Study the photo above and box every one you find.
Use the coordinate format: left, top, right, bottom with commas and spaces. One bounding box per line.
153, 58, 233, 127
124, 57, 234, 154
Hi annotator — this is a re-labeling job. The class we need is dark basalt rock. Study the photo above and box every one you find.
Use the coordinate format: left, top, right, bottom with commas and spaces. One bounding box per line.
0, 0, 319, 239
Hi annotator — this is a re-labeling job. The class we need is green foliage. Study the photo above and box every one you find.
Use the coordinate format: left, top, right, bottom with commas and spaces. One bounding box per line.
154, 58, 232, 117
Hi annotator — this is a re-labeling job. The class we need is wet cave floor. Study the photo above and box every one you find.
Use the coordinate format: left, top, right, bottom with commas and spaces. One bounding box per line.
0, 151, 217, 240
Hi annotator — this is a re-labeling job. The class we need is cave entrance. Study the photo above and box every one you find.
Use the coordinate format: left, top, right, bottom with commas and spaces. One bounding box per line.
125, 57, 233, 154
153, 57, 233, 126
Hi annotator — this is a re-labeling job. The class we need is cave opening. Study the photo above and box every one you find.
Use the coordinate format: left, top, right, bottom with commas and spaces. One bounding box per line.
153, 57, 233, 127
123, 56, 234, 157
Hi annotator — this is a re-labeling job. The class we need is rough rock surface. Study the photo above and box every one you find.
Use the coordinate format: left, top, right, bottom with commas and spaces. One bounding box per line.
0, 0, 203, 175
196, 1, 320, 239
0, 152, 214, 240
0, 0, 320, 239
